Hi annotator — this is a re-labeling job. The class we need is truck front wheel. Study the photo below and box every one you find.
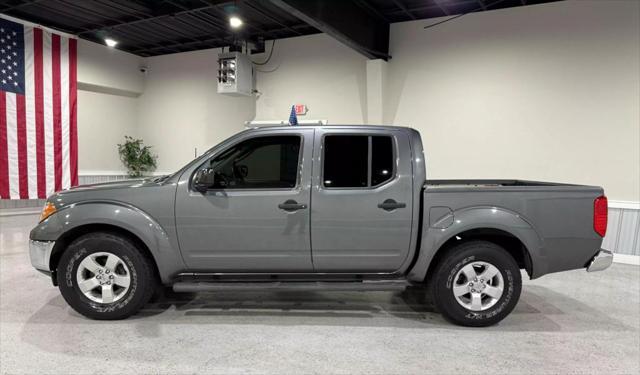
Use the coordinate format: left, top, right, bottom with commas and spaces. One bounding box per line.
430, 240, 522, 327
56, 232, 156, 320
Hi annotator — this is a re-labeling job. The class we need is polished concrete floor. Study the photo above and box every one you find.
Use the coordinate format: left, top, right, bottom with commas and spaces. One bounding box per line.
1, 214, 639, 374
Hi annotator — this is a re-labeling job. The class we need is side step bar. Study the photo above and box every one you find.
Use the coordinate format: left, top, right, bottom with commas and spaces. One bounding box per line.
173, 280, 412, 293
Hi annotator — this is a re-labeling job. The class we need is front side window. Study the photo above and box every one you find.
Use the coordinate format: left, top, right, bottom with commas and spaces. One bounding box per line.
323, 135, 394, 188
203, 136, 300, 189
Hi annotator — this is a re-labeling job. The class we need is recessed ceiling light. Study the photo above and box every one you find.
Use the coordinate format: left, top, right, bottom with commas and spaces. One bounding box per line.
105, 38, 118, 47
229, 16, 243, 28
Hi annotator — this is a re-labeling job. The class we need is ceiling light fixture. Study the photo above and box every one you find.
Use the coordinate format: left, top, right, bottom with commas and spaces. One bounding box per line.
105, 38, 118, 47
229, 16, 243, 28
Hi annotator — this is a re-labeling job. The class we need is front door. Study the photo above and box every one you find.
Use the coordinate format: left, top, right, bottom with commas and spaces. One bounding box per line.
175, 128, 314, 272
310, 128, 414, 272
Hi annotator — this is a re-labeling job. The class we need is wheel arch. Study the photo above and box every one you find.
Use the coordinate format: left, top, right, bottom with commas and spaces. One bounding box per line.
424, 228, 533, 283
50, 223, 161, 282
407, 206, 543, 282
34, 201, 185, 283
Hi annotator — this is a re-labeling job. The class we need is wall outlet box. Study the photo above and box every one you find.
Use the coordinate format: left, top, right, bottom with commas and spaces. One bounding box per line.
217, 52, 253, 96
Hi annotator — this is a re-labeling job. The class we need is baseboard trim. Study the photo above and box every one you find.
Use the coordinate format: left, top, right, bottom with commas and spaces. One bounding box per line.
608, 200, 640, 210
0, 208, 41, 217
613, 253, 640, 266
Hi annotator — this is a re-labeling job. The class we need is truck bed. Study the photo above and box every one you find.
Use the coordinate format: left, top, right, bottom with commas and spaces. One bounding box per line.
419, 179, 604, 279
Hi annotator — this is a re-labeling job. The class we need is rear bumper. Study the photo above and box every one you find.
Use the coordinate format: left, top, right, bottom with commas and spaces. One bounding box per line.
587, 249, 613, 272
29, 240, 55, 272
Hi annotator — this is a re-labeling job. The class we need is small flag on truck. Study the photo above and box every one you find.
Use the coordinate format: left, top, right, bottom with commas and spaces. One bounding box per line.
288, 105, 298, 126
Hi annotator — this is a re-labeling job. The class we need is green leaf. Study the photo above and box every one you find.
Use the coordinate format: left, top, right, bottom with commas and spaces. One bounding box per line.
117, 135, 157, 178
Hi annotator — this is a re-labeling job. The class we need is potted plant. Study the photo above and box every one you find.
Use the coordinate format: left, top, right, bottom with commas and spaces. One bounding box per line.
117, 135, 158, 178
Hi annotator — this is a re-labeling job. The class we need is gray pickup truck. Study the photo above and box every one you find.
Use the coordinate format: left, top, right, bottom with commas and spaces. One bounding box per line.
29, 125, 612, 326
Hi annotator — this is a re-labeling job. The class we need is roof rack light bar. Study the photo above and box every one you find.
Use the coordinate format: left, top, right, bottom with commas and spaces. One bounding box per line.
245, 119, 328, 128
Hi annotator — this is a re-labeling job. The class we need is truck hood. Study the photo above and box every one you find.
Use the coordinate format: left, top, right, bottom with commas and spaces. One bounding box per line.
50, 176, 170, 207
62, 178, 147, 193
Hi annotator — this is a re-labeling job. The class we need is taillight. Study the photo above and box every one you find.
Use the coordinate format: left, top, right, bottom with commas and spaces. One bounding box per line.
594, 195, 608, 237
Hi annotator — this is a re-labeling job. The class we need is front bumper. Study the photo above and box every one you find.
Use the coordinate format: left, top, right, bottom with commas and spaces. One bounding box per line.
587, 249, 613, 272
29, 240, 55, 272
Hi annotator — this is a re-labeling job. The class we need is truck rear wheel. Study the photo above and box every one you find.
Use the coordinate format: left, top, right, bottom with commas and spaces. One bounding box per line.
56, 232, 156, 320
430, 240, 522, 327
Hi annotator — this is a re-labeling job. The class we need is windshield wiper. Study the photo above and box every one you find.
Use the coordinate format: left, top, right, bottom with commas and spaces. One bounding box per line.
152, 175, 170, 183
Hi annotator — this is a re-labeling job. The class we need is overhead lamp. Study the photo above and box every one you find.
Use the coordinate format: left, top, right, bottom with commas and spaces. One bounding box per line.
105, 38, 118, 47
229, 16, 243, 29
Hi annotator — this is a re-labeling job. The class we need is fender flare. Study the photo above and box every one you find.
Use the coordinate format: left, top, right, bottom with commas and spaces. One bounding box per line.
32, 201, 185, 283
407, 206, 546, 281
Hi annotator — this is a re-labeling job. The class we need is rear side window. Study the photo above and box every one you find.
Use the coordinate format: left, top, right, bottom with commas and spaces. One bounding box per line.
323, 135, 394, 188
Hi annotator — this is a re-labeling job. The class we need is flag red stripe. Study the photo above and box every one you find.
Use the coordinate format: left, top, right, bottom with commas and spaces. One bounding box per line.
0, 92, 8, 199
69, 38, 77, 187
34, 28, 46, 199
17, 95, 28, 199
52, 34, 62, 192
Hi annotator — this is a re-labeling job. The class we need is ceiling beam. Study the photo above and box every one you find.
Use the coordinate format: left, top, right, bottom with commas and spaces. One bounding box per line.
268, 0, 390, 60
244, 0, 303, 36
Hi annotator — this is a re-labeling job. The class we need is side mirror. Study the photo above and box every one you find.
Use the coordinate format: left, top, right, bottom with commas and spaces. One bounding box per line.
193, 168, 215, 192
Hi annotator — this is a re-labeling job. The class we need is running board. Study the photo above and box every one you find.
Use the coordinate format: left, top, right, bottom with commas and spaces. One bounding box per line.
172, 280, 412, 293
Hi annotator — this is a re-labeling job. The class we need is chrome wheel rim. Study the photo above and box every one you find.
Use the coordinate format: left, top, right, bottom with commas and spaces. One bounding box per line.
452, 261, 504, 311
76, 252, 131, 304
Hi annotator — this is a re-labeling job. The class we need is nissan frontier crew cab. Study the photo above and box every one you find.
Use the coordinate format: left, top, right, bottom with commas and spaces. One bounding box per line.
29, 125, 612, 326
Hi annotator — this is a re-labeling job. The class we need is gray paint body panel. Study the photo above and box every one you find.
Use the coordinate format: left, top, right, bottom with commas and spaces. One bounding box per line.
29, 125, 604, 284
410, 186, 603, 280
310, 128, 415, 272
31, 181, 185, 282
174, 127, 315, 271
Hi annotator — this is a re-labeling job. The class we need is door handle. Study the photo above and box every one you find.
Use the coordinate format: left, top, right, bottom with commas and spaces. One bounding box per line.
278, 199, 308, 212
378, 199, 406, 211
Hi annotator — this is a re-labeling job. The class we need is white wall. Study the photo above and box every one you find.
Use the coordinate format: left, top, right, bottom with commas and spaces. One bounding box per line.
385, 0, 639, 201
77, 39, 143, 173
77, 90, 138, 173
137, 48, 255, 172
254, 34, 368, 124
77, 39, 144, 94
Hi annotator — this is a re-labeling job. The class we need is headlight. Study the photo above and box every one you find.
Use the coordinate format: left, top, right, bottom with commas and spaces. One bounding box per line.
39, 202, 57, 222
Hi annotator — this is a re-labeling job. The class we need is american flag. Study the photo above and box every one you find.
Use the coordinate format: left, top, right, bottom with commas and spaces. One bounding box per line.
0, 17, 77, 200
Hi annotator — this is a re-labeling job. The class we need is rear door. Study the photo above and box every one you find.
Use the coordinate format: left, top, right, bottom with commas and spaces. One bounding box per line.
310, 128, 414, 272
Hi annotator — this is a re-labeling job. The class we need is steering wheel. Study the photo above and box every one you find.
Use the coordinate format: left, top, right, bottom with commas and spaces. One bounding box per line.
214, 171, 231, 187
234, 165, 249, 178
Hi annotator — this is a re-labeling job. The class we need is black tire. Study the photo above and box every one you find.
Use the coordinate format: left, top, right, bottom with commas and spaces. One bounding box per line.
56, 232, 156, 320
429, 240, 522, 327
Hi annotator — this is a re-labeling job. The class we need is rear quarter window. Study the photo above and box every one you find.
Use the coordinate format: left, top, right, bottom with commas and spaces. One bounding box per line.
323, 134, 394, 188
